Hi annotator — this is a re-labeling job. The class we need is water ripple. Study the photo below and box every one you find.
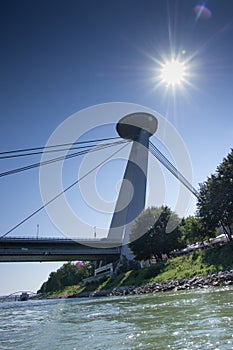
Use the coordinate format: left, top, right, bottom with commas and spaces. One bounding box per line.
0, 287, 232, 349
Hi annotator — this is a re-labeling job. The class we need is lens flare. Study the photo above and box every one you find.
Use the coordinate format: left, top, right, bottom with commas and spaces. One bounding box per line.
194, 4, 212, 20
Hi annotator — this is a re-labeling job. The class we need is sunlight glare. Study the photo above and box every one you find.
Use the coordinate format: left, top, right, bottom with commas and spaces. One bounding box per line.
161, 59, 186, 87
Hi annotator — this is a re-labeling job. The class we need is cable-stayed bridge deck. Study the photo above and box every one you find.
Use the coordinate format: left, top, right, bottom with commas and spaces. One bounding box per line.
0, 112, 198, 264
0, 237, 121, 262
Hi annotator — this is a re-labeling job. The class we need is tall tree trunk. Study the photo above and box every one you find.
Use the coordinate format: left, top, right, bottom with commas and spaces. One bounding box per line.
220, 220, 232, 241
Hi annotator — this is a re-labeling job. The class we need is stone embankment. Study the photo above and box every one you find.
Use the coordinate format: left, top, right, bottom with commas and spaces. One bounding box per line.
89, 270, 233, 298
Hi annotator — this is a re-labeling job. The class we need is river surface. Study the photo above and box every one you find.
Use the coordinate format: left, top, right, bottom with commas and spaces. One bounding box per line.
0, 287, 232, 350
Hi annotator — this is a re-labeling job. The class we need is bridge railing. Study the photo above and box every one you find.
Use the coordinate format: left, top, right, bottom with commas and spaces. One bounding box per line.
0, 236, 105, 241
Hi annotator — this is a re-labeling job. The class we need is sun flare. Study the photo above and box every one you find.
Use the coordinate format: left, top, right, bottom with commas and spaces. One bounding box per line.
160, 59, 186, 87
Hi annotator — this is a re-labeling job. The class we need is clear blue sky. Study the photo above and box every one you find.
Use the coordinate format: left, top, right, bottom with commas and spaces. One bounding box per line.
0, 0, 232, 295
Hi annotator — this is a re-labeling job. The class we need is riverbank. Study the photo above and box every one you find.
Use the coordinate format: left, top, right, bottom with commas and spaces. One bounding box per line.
41, 242, 233, 299
89, 269, 233, 297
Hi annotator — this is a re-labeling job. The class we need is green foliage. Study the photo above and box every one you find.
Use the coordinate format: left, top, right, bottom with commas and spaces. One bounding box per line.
197, 149, 233, 240
99, 243, 233, 288
130, 207, 162, 241
152, 253, 217, 283
129, 206, 183, 261
180, 216, 207, 245
102, 263, 166, 289
203, 240, 233, 270
44, 284, 85, 299
117, 256, 140, 274
37, 261, 94, 294
105, 271, 133, 289
39, 242, 233, 298
98, 243, 232, 288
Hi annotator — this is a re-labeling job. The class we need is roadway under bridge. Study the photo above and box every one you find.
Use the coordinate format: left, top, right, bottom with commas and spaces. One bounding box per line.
0, 237, 121, 263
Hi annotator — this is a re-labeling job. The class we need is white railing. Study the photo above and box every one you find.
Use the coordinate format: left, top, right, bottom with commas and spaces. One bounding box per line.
94, 263, 113, 277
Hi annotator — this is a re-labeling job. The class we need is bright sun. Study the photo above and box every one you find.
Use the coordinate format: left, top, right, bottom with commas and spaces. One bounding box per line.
160, 59, 186, 86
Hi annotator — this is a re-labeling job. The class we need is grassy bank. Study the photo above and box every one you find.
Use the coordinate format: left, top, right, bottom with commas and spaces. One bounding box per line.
42, 242, 233, 299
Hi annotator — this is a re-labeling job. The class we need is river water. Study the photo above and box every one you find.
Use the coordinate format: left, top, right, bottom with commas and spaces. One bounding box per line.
0, 287, 232, 350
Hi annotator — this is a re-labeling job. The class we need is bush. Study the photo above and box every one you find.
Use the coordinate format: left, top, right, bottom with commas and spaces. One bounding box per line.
141, 262, 165, 279
117, 257, 140, 274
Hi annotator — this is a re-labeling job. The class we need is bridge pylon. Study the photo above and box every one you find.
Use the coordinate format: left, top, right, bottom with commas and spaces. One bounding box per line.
107, 112, 158, 260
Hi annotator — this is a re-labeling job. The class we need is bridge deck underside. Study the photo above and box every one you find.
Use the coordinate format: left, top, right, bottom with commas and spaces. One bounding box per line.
0, 238, 121, 262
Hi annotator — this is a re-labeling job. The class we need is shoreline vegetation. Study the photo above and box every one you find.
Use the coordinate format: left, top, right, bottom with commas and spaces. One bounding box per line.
35, 149, 233, 300
90, 270, 233, 298
40, 241, 233, 300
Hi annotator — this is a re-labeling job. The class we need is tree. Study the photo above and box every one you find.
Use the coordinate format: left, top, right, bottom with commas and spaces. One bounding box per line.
216, 150, 233, 238
37, 262, 94, 294
129, 206, 183, 261
197, 149, 233, 241
180, 216, 206, 245
42, 271, 61, 292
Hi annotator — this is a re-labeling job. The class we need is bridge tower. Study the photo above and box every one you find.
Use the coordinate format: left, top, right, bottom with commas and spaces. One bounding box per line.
107, 112, 158, 259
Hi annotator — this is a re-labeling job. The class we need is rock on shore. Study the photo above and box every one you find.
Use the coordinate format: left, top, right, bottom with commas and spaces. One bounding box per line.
88, 270, 233, 298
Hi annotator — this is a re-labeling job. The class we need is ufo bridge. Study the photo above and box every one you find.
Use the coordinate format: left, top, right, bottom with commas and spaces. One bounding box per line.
0, 112, 197, 263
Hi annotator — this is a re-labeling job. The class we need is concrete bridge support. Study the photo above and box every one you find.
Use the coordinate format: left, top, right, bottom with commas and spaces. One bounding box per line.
107, 112, 158, 260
